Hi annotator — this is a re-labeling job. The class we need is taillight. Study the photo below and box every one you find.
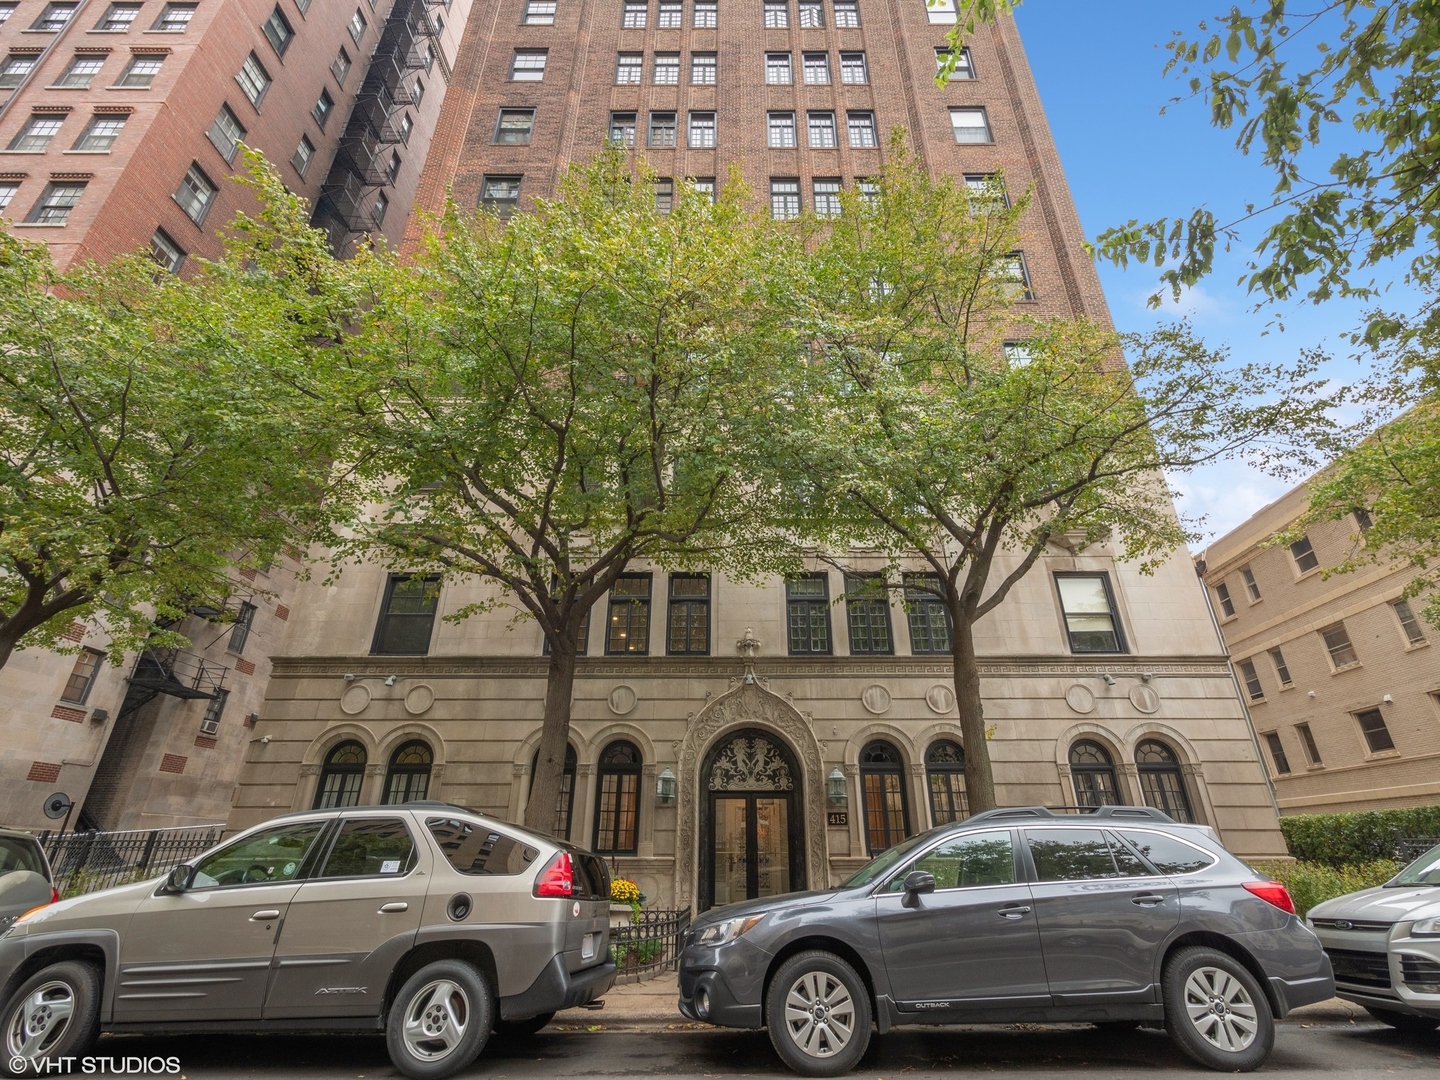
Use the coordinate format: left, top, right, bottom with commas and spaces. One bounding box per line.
533, 852, 573, 898
1244, 880, 1296, 914
50, 887, 60, 905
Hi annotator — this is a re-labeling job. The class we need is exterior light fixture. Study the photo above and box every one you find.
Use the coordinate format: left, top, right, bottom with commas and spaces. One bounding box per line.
1101, 673, 1117, 686
656, 767, 677, 804
827, 766, 848, 806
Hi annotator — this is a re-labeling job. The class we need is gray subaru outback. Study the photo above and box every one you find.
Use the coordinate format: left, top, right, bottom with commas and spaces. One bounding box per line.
0, 802, 614, 1079
678, 805, 1333, 1076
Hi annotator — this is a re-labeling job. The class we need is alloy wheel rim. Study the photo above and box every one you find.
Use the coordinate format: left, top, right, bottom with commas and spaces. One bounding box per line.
1183, 966, 1258, 1053
401, 979, 469, 1062
783, 970, 855, 1058
5, 980, 77, 1062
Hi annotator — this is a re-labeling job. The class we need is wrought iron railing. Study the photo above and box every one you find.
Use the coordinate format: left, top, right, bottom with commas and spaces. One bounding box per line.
1397, 837, 1440, 863
38, 824, 225, 897
611, 908, 691, 979
130, 647, 227, 700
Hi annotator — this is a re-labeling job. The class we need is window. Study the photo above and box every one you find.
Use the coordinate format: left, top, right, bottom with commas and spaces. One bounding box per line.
594, 741, 641, 854
523, 0, 556, 23
1353, 507, 1374, 532
658, 0, 681, 25
153, 3, 195, 30
846, 111, 876, 147
1135, 740, 1193, 822
925, 740, 967, 824
1269, 646, 1293, 687
1237, 658, 1264, 702
191, 821, 324, 887
1356, 708, 1396, 753
687, 111, 715, 147
802, 51, 830, 84
370, 191, 388, 227
0, 3, 13, 24
480, 174, 521, 215
314, 741, 366, 808
1290, 535, 1319, 573
291, 135, 315, 178
964, 173, 1008, 208
1069, 740, 1121, 806
27, 182, 84, 224
9, 116, 65, 153
925, 0, 956, 22
1263, 731, 1291, 775
1296, 722, 1322, 766
174, 164, 215, 224
937, 45, 973, 77
653, 52, 679, 83
693, 0, 716, 26
606, 574, 651, 654
149, 228, 184, 272
1214, 581, 1235, 618
902, 573, 950, 654
0, 55, 36, 89
615, 52, 642, 83
207, 105, 246, 163
312, 88, 334, 130
768, 111, 796, 148
262, 6, 294, 56
839, 51, 867, 83
118, 54, 164, 88
1115, 830, 1215, 875
429, 817, 537, 875
1320, 621, 1358, 668
386, 150, 401, 182
382, 741, 433, 803
622, 0, 646, 26
949, 106, 992, 143
0, 183, 15, 212
833, 0, 859, 26
1394, 599, 1427, 645
763, 0, 787, 26
1055, 573, 1124, 653
529, 745, 578, 839
331, 48, 352, 86
667, 574, 709, 654
608, 111, 637, 145
807, 111, 837, 148
61, 648, 104, 704
1002, 251, 1035, 299
860, 740, 909, 854
648, 111, 676, 147
236, 53, 270, 105
372, 574, 439, 654
411, 77, 425, 106
765, 52, 792, 84
495, 108, 535, 143
57, 55, 105, 89
1003, 342, 1033, 367
33, 3, 77, 31
320, 817, 417, 876
226, 602, 256, 653
843, 574, 892, 654
688, 175, 715, 199
798, 0, 822, 26
199, 688, 228, 735
812, 176, 841, 218
96, 2, 139, 30
1027, 828, 1142, 881
422, 43, 434, 72
690, 51, 716, 84
653, 176, 672, 212
786, 573, 829, 651
1241, 566, 1261, 601
511, 48, 547, 80
348, 7, 367, 42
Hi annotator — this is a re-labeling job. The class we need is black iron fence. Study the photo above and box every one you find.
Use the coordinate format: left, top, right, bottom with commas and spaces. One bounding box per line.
1398, 837, 1440, 863
38, 824, 225, 897
612, 908, 691, 979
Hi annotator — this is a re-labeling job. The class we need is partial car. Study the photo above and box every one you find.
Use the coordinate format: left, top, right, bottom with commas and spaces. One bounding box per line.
1307, 840, 1440, 1033
0, 802, 614, 1079
0, 831, 58, 936
679, 805, 1333, 1076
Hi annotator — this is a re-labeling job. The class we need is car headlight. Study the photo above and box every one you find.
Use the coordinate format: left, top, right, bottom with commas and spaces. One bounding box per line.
1411, 917, 1440, 937
694, 913, 767, 946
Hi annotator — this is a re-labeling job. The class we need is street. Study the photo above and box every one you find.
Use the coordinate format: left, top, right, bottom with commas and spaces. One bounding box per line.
88, 1017, 1439, 1079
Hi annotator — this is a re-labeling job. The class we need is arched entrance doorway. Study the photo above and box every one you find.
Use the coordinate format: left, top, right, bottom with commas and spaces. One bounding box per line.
699, 729, 805, 912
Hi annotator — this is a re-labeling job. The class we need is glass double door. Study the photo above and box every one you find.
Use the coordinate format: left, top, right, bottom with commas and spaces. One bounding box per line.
712, 795, 791, 907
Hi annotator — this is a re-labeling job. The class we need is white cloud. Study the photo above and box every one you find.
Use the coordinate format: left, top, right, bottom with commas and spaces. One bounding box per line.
1170, 465, 1289, 548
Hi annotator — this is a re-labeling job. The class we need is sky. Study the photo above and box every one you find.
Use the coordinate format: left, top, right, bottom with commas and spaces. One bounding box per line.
1010, 1, 1392, 552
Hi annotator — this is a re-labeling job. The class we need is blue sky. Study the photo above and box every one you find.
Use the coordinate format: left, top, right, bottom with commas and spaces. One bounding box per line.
1012, 1, 1387, 550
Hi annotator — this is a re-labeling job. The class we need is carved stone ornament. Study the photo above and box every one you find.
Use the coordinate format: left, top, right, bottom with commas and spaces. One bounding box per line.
1128, 683, 1161, 714
1064, 684, 1096, 714
607, 684, 639, 715
404, 684, 435, 715
339, 684, 372, 715
925, 684, 956, 714
707, 734, 794, 791
860, 684, 892, 715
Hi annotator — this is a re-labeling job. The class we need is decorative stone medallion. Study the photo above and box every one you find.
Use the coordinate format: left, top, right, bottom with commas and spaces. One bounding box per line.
339, 684, 372, 715
607, 684, 638, 715
404, 683, 435, 715
860, 684, 892, 715
1128, 683, 1160, 714
1063, 683, 1096, 714
925, 684, 956, 714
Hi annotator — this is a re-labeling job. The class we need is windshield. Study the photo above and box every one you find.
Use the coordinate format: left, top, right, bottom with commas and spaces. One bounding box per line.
0, 838, 46, 877
839, 829, 939, 889
1389, 843, 1440, 887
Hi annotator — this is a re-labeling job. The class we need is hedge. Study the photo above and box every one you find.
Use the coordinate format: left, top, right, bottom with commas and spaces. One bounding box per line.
1249, 860, 1400, 918
1280, 806, 1440, 867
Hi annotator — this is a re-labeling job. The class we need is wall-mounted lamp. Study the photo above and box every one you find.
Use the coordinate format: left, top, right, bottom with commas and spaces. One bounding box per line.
344, 673, 356, 681
384, 675, 398, 687
259, 735, 271, 744
655, 767, 677, 805
244, 712, 259, 728
1140, 672, 1153, 682
1383, 694, 1394, 704
827, 766, 848, 806
1307, 690, 1317, 698
1101, 673, 1117, 686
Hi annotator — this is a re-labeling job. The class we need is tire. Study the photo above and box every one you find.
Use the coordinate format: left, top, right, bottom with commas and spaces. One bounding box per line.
493, 1011, 555, 1038
385, 960, 494, 1080
1365, 1006, 1439, 1034
2, 961, 101, 1077
1161, 946, 1274, 1072
765, 951, 872, 1077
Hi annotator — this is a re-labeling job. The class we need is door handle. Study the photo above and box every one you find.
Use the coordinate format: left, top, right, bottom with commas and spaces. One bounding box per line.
997, 905, 1032, 920
1131, 893, 1167, 907
379, 902, 409, 914
250, 910, 281, 921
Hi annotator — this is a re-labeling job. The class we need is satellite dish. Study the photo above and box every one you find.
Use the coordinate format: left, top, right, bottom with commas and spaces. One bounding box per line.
43, 793, 73, 820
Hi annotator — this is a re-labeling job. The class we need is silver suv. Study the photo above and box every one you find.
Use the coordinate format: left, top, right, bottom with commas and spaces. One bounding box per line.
0, 802, 614, 1079
0, 831, 57, 935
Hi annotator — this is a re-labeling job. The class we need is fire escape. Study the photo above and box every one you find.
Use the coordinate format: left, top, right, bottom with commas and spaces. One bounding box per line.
313, 0, 443, 252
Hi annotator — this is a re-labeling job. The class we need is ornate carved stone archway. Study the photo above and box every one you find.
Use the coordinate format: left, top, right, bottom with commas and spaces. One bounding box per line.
675, 680, 828, 909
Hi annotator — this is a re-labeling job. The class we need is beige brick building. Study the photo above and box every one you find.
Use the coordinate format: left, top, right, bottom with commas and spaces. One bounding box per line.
1200, 487, 1440, 816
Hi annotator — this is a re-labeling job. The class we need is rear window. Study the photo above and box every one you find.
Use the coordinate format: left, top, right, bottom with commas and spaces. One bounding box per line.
427, 818, 539, 875
1114, 829, 1217, 875
567, 849, 610, 900
0, 838, 46, 878
320, 818, 417, 878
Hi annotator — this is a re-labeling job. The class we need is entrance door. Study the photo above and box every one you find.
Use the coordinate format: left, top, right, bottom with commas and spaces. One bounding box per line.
702, 729, 804, 911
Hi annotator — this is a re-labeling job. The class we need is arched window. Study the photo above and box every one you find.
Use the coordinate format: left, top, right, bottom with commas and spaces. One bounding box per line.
860, 740, 909, 854
925, 740, 968, 825
1069, 740, 1121, 807
314, 741, 366, 809
594, 740, 641, 854
530, 743, 579, 840
1136, 739, 1194, 823
382, 740, 433, 804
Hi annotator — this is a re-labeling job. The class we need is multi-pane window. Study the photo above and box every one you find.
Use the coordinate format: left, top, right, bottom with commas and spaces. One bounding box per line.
1241, 566, 1261, 601
382, 742, 432, 804
860, 740, 908, 854
313, 88, 334, 129
765, 52, 792, 84
228, 602, 256, 654
495, 108, 535, 143
687, 111, 715, 147
844, 575, 892, 654
1215, 581, 1235, 618
73, 115, 126, 152
1394, 599, 1427, 645
27, 182, 85, 224
690, 52, 716, 84
0, 3, 13, 24
937, 46, 973, 77
149, 228, 184, 272
291, 135, 315, 177
812, 176, 841, 217
1069, 740, 1121, 805
802, 52, 830, 83
1269, 646, 1293, 687
833, 0, 859, 26
174, 164, 216, 224
0, 182, 18, 211
33, 3, 77, 31
1320, 621, 1358, 668
57, 55, 105, 88
648, 111, 677, 146
386, 150, 402, 183
262, 6, 294, 56
653, 52, 680, 83
1237, 658, 1264, 702
847, 111, 877, 147
1135, 740, 1194, 822
236, 53, 270, 104
857, 176, 878, 200
61, 649, 104, 704
397, 112, 412, 143
770, 179, 800, 218
688, 176, 716, 200
763, 0, 788, 25
1296, 723, 1323, 766
798, 0, 823, 26
904, 573, 950, 654
657, 0, 682, 26
530, 745, 577, 840
8, 116, 65, 153
1354, 507, 1374, 532
1290, 535, 1319, 573
807, 111, 836, 148
118, 54, 165, 88
314, 741, 366, 808
0, 55, 37, 89
348, 7, 367, 43
693, 0, 716, 26
207, 104, 246, 163
925, 740, 967, 824
332, 47, 352, 85
654, 176, 672, 212
594, 741, 642, 854
511, 49, 547, 80
1355, 708, 1396, 753
411, 77, 425, 106
786, 574, 829, 652
1263, 732, 1290, 775
197, 689, 228, 735
523, 0, 556, 22
667, 574, 709, 654
480, 174, 522, 216
1055, 572, 1125, 653
768, 111, 796, 147
606, 575, 652, 654
1003, 251, 1034, 299
1003, 342, 1033, 367
372, 575, 439, 654
622, 1, 646, 26
949, 106, 992, 142
152, 3, 195, 31
609, 111, 637, 145
839, 51, 867, 83
96, 3, 140, 31
925, 0, 957, 22
615, 52, 643, 83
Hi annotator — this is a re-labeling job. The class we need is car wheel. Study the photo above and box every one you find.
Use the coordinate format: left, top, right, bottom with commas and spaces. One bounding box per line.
765, 951, 871, 1077
493, 1011, 555, 1038
1365, 1006, 1438, 1034
386, 960, 494, 1080
1161, 947, 1274, 1072
2, 961, 101, 1077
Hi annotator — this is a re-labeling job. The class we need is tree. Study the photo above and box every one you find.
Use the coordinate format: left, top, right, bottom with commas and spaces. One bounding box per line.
0, 153, 354, 670
788, 146, 1330, 813
334, 154, 803, 834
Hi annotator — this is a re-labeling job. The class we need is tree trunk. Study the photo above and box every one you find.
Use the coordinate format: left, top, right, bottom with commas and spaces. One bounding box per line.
524, 642, 579, 836
0, 628, 18, 672
951, 615, 997, 814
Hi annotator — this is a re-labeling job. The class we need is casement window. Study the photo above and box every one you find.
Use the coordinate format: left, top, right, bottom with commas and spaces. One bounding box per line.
152, 3, 195, 31
786, 573, 830, 652
57, 55, 105, 88
763, 0, 788, 27
666, 574, 709, 654
1003, 342, 1033, 367
8, 115, 65, 153
149, 228, 184, 272
860, 740, 909, 853
648, 111, 677, 147
1263, 732, 1291, 775
622, 1, 646, 27
523, 0, 556, 23
1237, 658, 1264, 702
372, 575, 439, 654
1055, 572, 1126, 653
0, 55, 37, 89
511, 49, 547, 80
657, 0, 682, 26
1002, 251, 1034, 299
839, 51, 867, 83
844, 574, 892, 654
615, 52, 642, 84
594, 741, 642, 854
480, 174, 521, 216
765, 52, 792, 84
925, 740, 967, 824
1069, 740, 1121, 805
314, 741, 366, 808
1296, 723, 1322, 766
847, 110, 877, 148
1135, 740, 1194, 822
902, 573, 950, 654
690, 52, 716, 84
236, 53, 270, 105
313, 88, 334, 129
331, 48, 352, 86
653, 52, 680, 84
807, 111, 837, 148
768, 111, 796, 148
937, 45, 973, 77
1290, 535, 1319, 573
654, 176, 673, 213
291, 135, 315, 178
174, 163, 216, 224
262, 5, 294, 56
770, 178, 801, 219
1241, 565, 1261, 601
833, 0, 859, 26
1355, 708, 1396, 753
61, 649, 104, 704
693, 0, 716, 26
949, 106, 992, 143
73, 114, 126, 152
1319, 621, 1358, 668
802, 52, 830, 84
1394, 599, 1427, 645
1269, 646, 1293, 687
32, 3, 78, 31
495, 108, 535, 143
926, 0, 957, 23
1215, 581, 1235, 618
608, 111, 636, 146
856, 177, 878, 203
207, 104, 246, 163
382, 742, 432, 804
812, 176, 841, 217
606, 575, 652, 654
687, 111, 715, 147
118, 54, 165, 88
348, 7, 367, 43
26, 182, 85, 224
798, 0, 823, 26
95, 3, 139, 31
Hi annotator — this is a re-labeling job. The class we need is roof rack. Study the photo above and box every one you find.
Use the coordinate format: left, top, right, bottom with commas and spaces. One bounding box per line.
965, 805, 1176, 825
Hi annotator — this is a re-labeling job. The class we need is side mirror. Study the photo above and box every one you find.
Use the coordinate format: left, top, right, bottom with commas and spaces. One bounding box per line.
903, 870, 935, 896
162, 864, 194, 894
